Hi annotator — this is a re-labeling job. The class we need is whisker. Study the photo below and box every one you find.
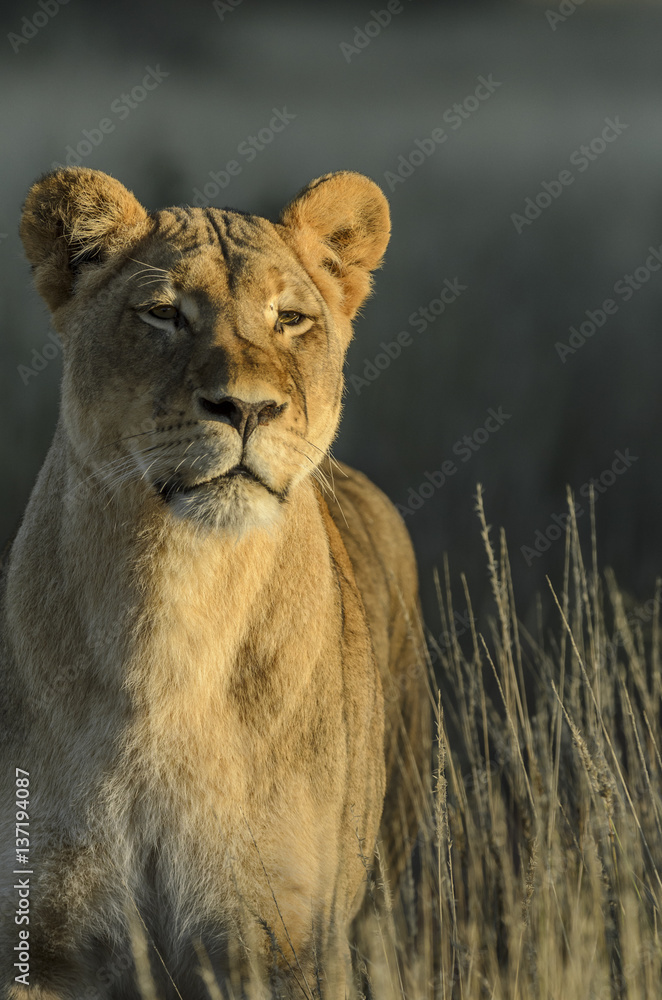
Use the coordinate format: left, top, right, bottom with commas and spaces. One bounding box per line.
302, 437, 346, 477
127, 258, 169, 278
288, 440, 350, 526
288, 444, 347, 516
291, 459, 329, 496
140, 454, 167, 484
288, 444, 332, 490
137, 277, 172, 289
172, 440, 196, 478
79, 428, 163, 463
327, 450, 346, 476
81, 424, 204, 464
64, 454, 137, 501
64, 440, 179, 502
327, 453, 335, 498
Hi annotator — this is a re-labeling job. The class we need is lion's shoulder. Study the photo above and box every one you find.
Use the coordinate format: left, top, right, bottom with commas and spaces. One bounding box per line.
320, 461, 420, 666
323, 461, 416, 578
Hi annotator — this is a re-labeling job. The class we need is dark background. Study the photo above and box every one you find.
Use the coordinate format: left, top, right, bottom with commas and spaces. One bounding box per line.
2, 0, 661, 639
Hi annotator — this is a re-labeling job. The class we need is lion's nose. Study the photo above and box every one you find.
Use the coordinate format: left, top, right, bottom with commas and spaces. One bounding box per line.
197, 394, 286, 441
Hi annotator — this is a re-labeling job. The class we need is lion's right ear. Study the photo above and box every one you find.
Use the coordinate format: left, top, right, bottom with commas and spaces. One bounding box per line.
20, 168, 149, 310
278, 172, 391, 320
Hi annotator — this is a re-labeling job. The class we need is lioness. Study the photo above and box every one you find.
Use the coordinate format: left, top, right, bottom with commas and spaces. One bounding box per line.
0, 169, 428, 998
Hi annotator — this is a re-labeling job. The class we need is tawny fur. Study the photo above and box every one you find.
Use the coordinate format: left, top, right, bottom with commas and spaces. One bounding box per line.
0, 168, 428, 999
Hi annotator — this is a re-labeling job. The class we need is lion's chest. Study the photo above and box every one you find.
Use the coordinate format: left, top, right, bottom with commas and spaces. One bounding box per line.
121, 671, 351, 951
111, 520, 379, 946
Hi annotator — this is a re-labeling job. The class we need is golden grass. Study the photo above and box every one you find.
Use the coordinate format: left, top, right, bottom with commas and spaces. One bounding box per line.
352, 485, 662, 999
134, 486, 662, 998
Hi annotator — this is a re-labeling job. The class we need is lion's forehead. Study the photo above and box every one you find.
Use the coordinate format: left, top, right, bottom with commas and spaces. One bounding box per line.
130, 206, 316, 311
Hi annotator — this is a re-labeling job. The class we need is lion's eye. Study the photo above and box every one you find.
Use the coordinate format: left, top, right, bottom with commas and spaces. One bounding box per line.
149, 305, 179, 321
277, 311, 305, 327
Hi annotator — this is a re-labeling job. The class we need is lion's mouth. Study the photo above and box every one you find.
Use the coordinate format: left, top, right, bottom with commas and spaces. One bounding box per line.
155, 464, 285, 503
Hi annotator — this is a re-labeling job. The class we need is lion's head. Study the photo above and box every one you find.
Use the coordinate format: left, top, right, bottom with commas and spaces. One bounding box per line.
20, 168, 390, 532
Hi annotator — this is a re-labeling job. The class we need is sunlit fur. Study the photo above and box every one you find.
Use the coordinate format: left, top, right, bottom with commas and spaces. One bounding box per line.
0, 168, 429, 999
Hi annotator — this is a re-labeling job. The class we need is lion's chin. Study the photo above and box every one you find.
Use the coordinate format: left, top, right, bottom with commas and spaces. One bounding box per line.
156, 467, 288, 535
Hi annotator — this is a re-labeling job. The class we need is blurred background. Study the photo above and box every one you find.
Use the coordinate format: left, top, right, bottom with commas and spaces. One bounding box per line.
1, 0, 661, 637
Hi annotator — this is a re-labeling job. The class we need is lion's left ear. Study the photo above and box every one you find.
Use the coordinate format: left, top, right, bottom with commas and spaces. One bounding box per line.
278, 172, 391, 319
20, 167, 149, 311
